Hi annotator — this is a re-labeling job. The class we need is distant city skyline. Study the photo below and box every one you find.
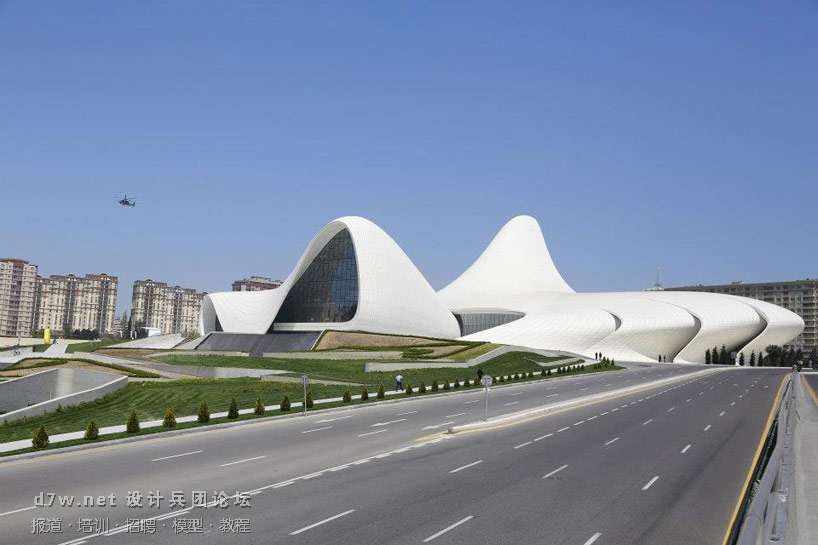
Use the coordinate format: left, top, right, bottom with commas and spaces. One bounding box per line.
2, 2, 816, 314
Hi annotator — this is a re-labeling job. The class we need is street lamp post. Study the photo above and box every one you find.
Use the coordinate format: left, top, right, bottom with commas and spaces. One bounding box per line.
301, 375, 310, 416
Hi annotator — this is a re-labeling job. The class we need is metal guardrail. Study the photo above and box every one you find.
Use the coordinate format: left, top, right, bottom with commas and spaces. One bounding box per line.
734, 375, 795, 545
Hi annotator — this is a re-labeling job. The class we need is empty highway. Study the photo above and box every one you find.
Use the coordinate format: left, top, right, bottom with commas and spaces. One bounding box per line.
0, 364, 787, 545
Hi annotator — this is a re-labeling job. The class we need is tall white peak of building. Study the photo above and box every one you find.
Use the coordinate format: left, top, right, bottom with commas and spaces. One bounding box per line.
439, 215, 573, 309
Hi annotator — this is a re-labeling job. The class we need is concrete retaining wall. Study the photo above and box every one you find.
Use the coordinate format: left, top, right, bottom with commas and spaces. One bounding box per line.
0, 368, 127, 424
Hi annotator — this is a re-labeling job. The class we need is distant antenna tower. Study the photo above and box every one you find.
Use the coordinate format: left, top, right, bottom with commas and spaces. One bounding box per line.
645, 268, 664, 291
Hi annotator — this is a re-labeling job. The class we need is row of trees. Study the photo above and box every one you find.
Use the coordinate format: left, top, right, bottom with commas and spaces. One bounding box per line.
704, 344, 814, 367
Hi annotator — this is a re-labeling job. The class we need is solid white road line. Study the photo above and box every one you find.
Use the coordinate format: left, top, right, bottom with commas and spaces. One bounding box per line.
151, 450, 203, 462
543, 464, 569, 479
514, 441, 532, 449
704, 424, 712, 431
302, 426, 333, 434
642, 476, 660, 491
220, 455, 266, 467
604, 437, 619, 446
642, 419, 653, 426
0, 505, 36, 517
449, 460, 483, 474
422, 515, 474, 543
357, 429, 387, 438
289, 509, 355, 535
681, 444, 691, 454
583, 533, 603, 545
534, 433, 553, 441
445, 412, 466, 418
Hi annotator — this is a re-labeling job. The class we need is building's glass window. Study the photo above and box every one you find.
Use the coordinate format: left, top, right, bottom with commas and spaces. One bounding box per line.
275, 229, 359, 323
454, 311, 524, 336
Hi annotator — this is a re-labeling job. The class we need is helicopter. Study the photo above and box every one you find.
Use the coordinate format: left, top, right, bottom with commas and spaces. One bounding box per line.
118, 194, 136, 207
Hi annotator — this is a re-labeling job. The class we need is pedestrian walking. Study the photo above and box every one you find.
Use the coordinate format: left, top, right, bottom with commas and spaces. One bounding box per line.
395, 373, 403, 391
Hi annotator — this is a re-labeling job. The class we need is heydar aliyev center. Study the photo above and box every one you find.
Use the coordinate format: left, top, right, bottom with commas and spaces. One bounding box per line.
199, 216, 804, 364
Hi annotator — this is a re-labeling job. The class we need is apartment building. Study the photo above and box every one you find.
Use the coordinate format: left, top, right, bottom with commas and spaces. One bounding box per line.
231, 276, 282, 291
0, 258, 38, 337
34, 273, 118, 336
667, 279, 817, 352
131, 279, 205, 336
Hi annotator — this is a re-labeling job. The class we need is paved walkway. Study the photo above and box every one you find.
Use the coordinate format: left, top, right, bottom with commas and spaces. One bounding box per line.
791, 372, 818, 544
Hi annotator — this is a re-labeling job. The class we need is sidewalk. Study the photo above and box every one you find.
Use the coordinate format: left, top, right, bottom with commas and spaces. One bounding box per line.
790, 373, 818, 545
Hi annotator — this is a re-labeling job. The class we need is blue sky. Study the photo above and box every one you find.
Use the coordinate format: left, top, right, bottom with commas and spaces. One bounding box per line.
1, 2, 816, 314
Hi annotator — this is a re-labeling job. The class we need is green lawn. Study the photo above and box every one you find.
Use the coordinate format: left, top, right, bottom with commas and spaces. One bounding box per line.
66, 339, 127, 353
156, 351, 571, 387
0, 378, 351, 443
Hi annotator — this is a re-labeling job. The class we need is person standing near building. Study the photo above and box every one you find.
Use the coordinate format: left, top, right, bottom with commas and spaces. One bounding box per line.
395, 374, 403, 391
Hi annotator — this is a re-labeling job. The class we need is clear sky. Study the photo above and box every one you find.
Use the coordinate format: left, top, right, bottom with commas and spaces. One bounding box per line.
1, 2, 816, 314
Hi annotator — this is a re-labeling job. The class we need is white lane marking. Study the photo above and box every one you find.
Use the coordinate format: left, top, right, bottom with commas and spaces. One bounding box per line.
534, 433, 553, 441
719, 411, 726, 417
272, 481, 295, 488
449, 460, 483, 473
0, 505, 36, 517
543, 464, 569, 479
587, 415, 598, 421
372, 419, 406, 427
642, 476, 660, 491
504, 401, 520, 407
604, 437, 620, 446
611, 408, 619, 412
220, 455, 266, 467
574, 420, 585, 425
302, 426, 333, 434
704, 424, 712, 431
316, 415, 354, 423
151, 450, 203, 462
600, 411, 609, 416
514, 441, 533, 449
396, 410, 418, 416
464, 399, 480, 405
289, 509, 355, 535
509, 392, 523, 396
667, 407, 675, 412
686, 398, 692, 402
580, 387, 589, 391
545, 393, 559, 398
358, 429, 387, 438
681, 444, 691, 454
422, 421, 455, 430
642, 419, 653, 426
730, 401, 736, 406
422, 515, 474, 543
583, 533, 603, 545
557, 426, 571, 433
445, 412, 466, 418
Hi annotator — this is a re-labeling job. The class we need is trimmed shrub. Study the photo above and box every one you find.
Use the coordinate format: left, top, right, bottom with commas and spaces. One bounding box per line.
32, 426, 49, 449
163, 408, 177, 428
342, 390, 352, 403
377, 384, 385, 399
443, 381, 450, 390
84, 420, 99, 440
432, 380, 439, 392
361, 387, 369, 401
405, 384, 413, 395
419, 383, 427, 394
463, 378, 470, 387
280, 396, 291, 411
197, 401, 210, 423
453, 379, 460, 389
227, 398, 239, 419
127, 410, 141, 433
254, 397, 265, 416
499, 375, 505, 383
306, 391, 314, 408
541, 369, 547, 377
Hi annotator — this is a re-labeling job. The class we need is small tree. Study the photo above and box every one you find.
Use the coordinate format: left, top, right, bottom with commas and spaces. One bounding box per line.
749, 351, 756, 367
377, 384, 385, 399
32, 426, 49, 449
84, 420, 99, 440
705, 349, 711, 365
443, 381, 450, 390
163, 408, 177, 428
227, 398, 239, 419
431, 380, 439, 392
197, 401, 210, 423
720, 345, 728, 366
361, 387, 369, 401
405, 384, 413, 395
419, 383, 427, 393
738, 353, 745, 366
453, 379, 460, 389
254, 397, 265, 416
280, 396, 291, 411
342, 390, 352, 403
127, 410, 141, 433
306, 391, 314, 408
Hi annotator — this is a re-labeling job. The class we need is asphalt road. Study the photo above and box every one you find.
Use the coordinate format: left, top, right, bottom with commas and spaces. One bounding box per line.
0, 364, 787, 545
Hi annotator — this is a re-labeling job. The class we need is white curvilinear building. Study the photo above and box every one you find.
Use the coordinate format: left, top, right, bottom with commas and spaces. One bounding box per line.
199, 216, 804, 363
